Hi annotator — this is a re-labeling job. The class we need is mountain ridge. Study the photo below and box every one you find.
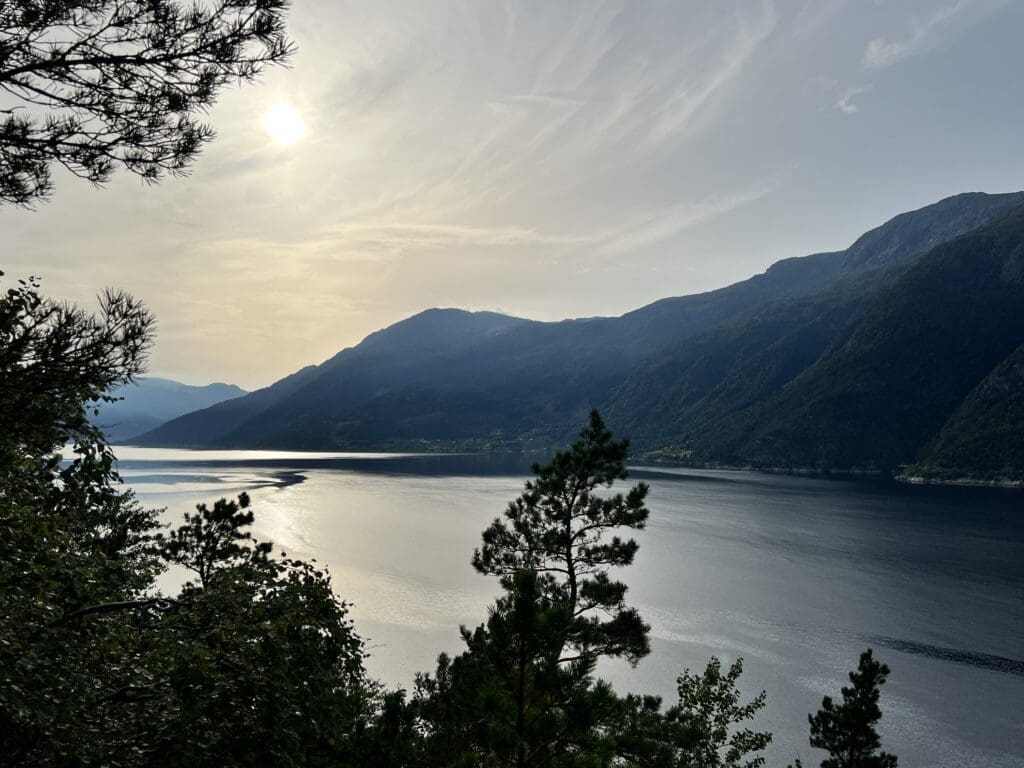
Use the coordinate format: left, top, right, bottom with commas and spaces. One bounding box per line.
672, 205, 1024, 473
134, 192, 1024, 481
95, 377, 246, 442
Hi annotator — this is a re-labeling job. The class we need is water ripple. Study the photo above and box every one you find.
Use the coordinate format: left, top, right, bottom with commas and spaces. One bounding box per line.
861, 635, 1024, 678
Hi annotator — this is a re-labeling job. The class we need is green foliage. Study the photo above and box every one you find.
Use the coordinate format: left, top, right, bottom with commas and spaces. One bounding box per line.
0, 274, 370, 766
694, 205, 1024, 473
0, 274, 154, 461
909, 342, 1024, 482
0, 1, 293, 205
416, 412, 652, 767
147, 520, 369, 767
668, 657, 772, 768
0, 272, 162, 763
415, 570, 620, 768
793, 650, 898, 768
412, 414, 776, 768
473, 410, 651, 666
349, 689, 422, 768
611, 658, 772, 768
162, 491, 272, 588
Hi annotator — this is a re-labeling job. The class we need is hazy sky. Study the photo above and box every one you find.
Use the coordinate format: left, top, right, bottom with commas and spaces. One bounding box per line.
6, 0, 1024, 389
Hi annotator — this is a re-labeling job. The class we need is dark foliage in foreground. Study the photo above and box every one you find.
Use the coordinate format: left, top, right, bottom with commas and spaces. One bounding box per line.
0, 0, 293, 205
472, 411, 652, 666
790, 650, 897, 768
407, 414, 774, 768
0, 274, 368, 767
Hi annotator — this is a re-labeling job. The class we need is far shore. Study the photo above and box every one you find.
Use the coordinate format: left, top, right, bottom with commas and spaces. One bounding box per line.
637, 454, 1024, 490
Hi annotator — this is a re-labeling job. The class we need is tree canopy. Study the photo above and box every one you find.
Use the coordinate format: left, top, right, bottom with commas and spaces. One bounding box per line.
791, 649, 898, 768
410, 413, 775, 768
473, 410, 652, 667
0, 274, 369, 766
0, 0, 293, 205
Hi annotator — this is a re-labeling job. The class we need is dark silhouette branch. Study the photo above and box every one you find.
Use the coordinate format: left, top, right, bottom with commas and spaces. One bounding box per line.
0, 0, 294, 205
48, 596, 181, 626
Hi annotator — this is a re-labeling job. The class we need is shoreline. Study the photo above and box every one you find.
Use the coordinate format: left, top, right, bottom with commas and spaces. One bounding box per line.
113, 443, 1024, 490
896, 474, 1024, 490
637, 455, 1023, 489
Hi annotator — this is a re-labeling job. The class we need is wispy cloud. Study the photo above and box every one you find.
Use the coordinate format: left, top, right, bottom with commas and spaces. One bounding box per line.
317, 222, 590, 252
834, 84, 872, 114
863, 1, 967, 69
792, 0, 847, 40
645, 1, 777, 147
593, 182, 777, 257
313, 184, 777, 262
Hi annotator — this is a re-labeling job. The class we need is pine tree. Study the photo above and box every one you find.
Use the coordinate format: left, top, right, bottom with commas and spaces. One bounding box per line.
0, 273, 371, 766
417, 412, 649, 767
472, 409, 651, 666
415, 571, 618, 768
414, 412, 781, 768
0, 1, 293, 205
161, 492, 271, 588
794, 649, 898, 768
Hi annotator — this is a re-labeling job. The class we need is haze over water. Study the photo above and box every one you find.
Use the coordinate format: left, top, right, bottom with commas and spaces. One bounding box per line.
116, 447, 1024, 768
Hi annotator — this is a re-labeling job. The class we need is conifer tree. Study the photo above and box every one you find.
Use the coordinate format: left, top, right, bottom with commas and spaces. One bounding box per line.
792, 649, 898, 768
0, 273, 161, 763
415, 571, 619, 768
472, 410, 650, 666
414, 413, 778, 768
161, 491, 271, 588
417, 412, 649, 767
0, 273, 371, 766
0, 0, 293, 205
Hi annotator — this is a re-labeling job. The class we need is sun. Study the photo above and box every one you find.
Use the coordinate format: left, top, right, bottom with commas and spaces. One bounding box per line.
262, 103, 306, 145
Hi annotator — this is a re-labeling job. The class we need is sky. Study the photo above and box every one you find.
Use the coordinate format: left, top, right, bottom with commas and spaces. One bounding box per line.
5, 0, 1024, 390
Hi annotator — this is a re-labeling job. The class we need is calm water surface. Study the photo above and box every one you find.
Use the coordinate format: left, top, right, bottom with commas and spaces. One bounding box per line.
115, 447, 1024, 768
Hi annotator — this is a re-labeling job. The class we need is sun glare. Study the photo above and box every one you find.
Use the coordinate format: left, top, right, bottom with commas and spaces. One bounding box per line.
262, 103, 306, 145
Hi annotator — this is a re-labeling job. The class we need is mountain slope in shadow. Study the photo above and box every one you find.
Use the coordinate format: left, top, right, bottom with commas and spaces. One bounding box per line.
135, 192, 1024, 478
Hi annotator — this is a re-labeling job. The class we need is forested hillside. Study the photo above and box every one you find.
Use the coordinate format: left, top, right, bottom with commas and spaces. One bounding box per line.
678, 205, 1024, 474
909, 343, 1024, 482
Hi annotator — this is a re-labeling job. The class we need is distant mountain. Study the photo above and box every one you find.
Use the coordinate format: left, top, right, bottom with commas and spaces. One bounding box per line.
136, 192, 1024, 481
676, 204, 1024, 473
94, 377, 246, 442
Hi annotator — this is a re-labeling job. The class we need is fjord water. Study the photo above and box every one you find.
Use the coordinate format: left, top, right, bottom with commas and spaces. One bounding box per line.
115, 448, 1024, 768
